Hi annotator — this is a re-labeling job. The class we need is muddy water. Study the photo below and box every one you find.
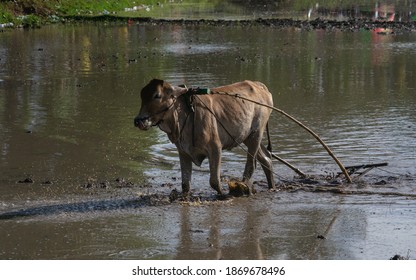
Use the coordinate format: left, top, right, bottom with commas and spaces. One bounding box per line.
0, 22, 416, 259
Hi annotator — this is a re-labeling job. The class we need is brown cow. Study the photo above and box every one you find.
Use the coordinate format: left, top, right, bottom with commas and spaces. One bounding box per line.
134, 79, 275, 195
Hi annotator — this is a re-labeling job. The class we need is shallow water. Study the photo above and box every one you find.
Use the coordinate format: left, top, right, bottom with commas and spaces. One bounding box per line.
0, 20, 415, 259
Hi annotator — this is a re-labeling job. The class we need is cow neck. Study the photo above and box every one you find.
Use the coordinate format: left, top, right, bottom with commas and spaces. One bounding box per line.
157, 94, 191, 144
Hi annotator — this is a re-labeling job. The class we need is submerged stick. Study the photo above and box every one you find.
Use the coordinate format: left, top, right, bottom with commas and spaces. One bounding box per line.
340, 162, 388, 178
215, 91, 353, 183
270, 152, 307, 178
344, 162, 388, 170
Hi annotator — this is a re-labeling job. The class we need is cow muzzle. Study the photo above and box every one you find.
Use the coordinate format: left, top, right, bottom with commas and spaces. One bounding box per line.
134, 116, 152, 130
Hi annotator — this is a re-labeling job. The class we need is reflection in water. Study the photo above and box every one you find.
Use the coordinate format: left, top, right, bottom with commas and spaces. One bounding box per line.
0, 22, 415, 259
0, 191, 413, 260
80, 36, 92, 73
175, 202, 267, 259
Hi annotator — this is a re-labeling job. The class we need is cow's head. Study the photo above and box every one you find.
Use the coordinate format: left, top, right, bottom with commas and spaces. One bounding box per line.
134, 79, 186, 130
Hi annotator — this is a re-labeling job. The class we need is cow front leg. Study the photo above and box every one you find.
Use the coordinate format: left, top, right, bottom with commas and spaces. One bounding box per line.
179, 151, 192, 195
208, 146, 223, 195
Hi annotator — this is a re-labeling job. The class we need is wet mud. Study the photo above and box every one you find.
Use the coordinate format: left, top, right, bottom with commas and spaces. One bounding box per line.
2, 173, 415, 259
3, 173, 415, 219
1, 170, 415, 260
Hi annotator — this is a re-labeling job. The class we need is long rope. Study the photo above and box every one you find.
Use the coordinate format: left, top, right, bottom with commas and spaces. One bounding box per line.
192, 95, 289, 182
212, 91, 353, 183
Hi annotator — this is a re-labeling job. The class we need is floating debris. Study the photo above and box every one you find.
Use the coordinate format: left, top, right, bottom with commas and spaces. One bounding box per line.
390, 254, 408, 260
18, 178, 34, 184
114, 177, 135, 188
81, 178, 136, 189
41, 180, 53, 185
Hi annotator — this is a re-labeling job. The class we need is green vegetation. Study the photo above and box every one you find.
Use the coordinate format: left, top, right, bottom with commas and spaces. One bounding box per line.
0, 0, 159, 26
0, 0, 226, 27
0, 0, 225, 27
52, 0, 157, 16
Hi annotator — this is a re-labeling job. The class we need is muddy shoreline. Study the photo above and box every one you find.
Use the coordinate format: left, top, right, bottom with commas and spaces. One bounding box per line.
64, 15, 416, 32
1, 175, 414, 260
3, 173, 415, 221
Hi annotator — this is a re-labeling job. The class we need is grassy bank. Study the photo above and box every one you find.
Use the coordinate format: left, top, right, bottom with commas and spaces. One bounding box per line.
0, 0, 177, 27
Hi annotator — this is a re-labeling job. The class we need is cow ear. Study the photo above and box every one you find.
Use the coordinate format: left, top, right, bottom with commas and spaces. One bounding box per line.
171, 85, 188, 97
160, 81, 186, 98
161, 81, 174, 96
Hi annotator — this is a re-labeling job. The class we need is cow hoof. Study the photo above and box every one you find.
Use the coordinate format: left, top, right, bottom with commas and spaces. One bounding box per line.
169, 188, 192, 202
268, 186, 278, 192
181, 191, 191, 200
181, 184, 190, 194
169, 189, 181, 202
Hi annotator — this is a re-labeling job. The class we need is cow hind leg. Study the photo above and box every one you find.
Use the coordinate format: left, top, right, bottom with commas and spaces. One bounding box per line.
242, 134, 262, 193
258, 144, 275, 189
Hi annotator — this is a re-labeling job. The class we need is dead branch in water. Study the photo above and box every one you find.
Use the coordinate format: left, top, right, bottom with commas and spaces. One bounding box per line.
214, 91, 353, 183
270, 152, 308, 178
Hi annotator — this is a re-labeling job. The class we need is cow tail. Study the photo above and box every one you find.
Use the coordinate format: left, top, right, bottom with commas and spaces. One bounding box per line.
266, 122, 272, 154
